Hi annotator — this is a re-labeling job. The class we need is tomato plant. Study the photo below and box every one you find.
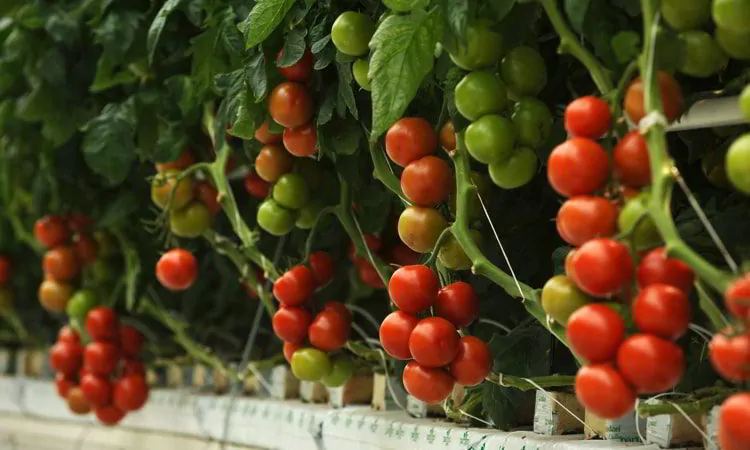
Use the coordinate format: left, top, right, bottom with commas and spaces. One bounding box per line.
388, 265, 439, 314
575, 364, 635, 419
269, 82, 315, 128
454, 71, 508, 121
291, 348, 332, 382
435, 282, 479, 328
570, 239, 633, 297
632, 284, 690, 340
402, 361, 455, 405
449, 336, 492, 387
556, 196, 618, 247
564, 96, 611, 139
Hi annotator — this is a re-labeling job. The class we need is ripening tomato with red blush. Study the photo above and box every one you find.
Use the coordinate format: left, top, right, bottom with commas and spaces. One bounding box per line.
379, 311, 419, 360
35, 215, 69, 248
547, 138, 610, 197
439, 121, 456, 151
388, 265, 439, 314
636, 248, 694, 293
632, 284, 690, 340
283, 123, 317, 157
564, 96, 612, 138
283, 342, 302, 362
614, 131, 651, 187
269, 82, 314, 128
276, 49, 314, 82
272, 306, 311, 343
575, 364, 635, 419
43, 247, 80, 282
194, 181, 221, 215
155, 150, 196, 172
435, 281, 479, 328
385, 118, 437, 167
556, 196, 618, 246
273, 265, 315, 306
402, 361, 454, 405
570, 238, 633, 297
449, 336, 492, 386
566, 303, 625, 363
624, 72, 683, 124
401, 156, 453, 206
156, 249, 198, 291
616, 334, 684, 393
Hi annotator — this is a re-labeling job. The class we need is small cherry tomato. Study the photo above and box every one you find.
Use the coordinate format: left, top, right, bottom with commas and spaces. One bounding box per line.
255, 120, 282, 144
67, 387, 92, 415
570, 238, 633, 297
624, 72, 683, 124
34, 215, 69, 249
194, 181, 221, 215
324, 301, 352, 322
156, 249, 198, 291
283, 342, 302, 363
72, 234, 98, 267
397, 206, 449, 253
637, 247, 695, 293
556, 196, 618, 246
309, 309, 351, 352
55, 372, 75, 398
709, 329, 750, 382
308, 251, 334, 287
50, 341, 82, 376
85, 307, 119, 342
547, 138, 610, 197
564, 96, 612, 138
385, 117, 437, 167
718, 392, 750, 450
244, 170, 271, 199
386, 243, 421, 267
255, 144, 294, 183
357, 261, 385, 288
408, 317, 460, 368
269, 82, 314, 128
379, 311, 419, 360
632, 284, 690, 340
155, 150, 195, 172
58, 326, 80, 345
114, 375, 149, 412
575, 364, 635, 419
435, 281, 479, 328
400, 156, 453, 206
402, 361, 454, 405
272, 306, 311, 343
273, 265, 315, 306
84, 341, 119, 376
725, 274, 750, 322
122, 359, 146, 376
42, 246, 80, 282
388, 265, 439, 314
150, 170, 194, 211
616, 334, 685, 393
276, 49, 314, 82
283, 122, 317, 157
66, 213, 93, 233
614, 131, 651, 187
39, 280, 73, 313
541, 275, 591, 326
290, 348, 331, 382
81, 374, 113, 407
566, 303, 625, 363
449, 336, 491, 386
119, 325, 144, 358
95, 405, 126, 426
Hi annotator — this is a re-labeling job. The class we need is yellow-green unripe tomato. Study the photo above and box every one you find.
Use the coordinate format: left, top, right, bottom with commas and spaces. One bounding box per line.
66, 290, 98, 320
321, 355, 354, 387
448, 20, 504, 70
740, 85, 750, 122
170, 201, 211, 238
712, 0, 750, 34
618, 192, 662, 249
454, 71, 508, 121
677, 31, 728, 78
273, 173, 309, 210
291, 348, 332, 382
331, 12, 375, 57
501, 46, 547, 96
437, 230, 482, 270
541, 275, 591, 326
352, 59, 371, 91
151, 170, 194, 210
488, 147, 538, 189
726, 133, 750, 195
465, 115, 516, 164
716, 27, 750, 60
661, 0, 710, 30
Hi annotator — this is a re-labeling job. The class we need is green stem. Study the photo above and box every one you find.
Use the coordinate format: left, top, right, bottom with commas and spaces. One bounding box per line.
696, 281, 730, 332
539, 0, 614, 94
368, 140, 409, 204
636, 392, 733, 418
486, 373, 575, 392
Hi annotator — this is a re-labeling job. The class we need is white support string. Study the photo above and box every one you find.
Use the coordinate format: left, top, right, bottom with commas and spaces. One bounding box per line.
521, 377, 597, 435
477, 318, 512, 334
346, 304, 382, 332
688, 323, 714, 342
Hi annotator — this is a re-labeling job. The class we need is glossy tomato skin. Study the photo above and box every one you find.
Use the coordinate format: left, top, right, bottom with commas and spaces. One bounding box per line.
449, 336, 492, 386
556, 196, 618, 246
408, 317, 460, 368
637, 248, 695, 293
397, 206, 449, 254
43, 246, 80, 282
541, 275, 591, 326
273, 265, 315, 306
564, 96, 612, 139
85, 307, 119, 342
465, 114, 515, 164
726, 134, 750, 195
283, 123, 317, 157
385, 117, 437, 167
331, 11, 375, 57
709, 331, 750, 382
624, 72, 683, 124
245, 171, 271, 199
84, 342, 119, 376
402, 361, 455, 405
272, 173, 309, 209
439, 121, 456, 150
254, 120, 282, 144
155, 150, 195, 172
488, 146, 538, 189
119, 326, 143, 358
155, 249, 198, 291
575, 364, 635, 419
50, 341, 82, 376
614, 131, 651, 187
276, 49, 314, 82
255, 145, 294, 183
566, 304, 625, 363
309, 309, 351, 352
151, 170, 194, 211
547, 138, 609, 197
34, 215, 69, 249
39, 280, 73, 313
379, 311, 419, 360
617, 334, 685, 393
114, 375, 149, 412
454, 71, 508, 121
272, 306, 312, 343
55, 372, 75, 398
632, 284, 690, 340
283, 342, 302, 363
512, 98, 553, 150
269, 82, 314, 128
95, 405, 126, 426
308, 252, 334, 286
435, 282, 479, 328
67, 387, 92, 415
72, 234, 98, 267
388, 265, 439, 314
324, 301, 352, 322
58, 326, 80, 345
257, 199, 296, 236
725, 274, 750, 321
291, 348, 331, 382
448, 20, 503, 71
401, 156, 453, 206
80, 374, 113, 407
570, 238, 633, 297
501, 46, 547, 96
719, 393, 750, 450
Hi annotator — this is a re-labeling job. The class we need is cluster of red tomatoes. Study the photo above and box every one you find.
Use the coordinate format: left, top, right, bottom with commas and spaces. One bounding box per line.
379, 265, 490, 404
0, 255, 12, 313
50, 308, 148, 425
248, 49, 325, 237
348, 234, 419, 289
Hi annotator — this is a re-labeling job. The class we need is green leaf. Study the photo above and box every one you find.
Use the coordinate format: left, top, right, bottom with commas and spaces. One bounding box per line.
245, 49, 268, 101
369, 10, 442, 139
91, 55, 138, 93
96, 192, 139, 229
94, 10, 141, 62
242, 0, 296, 49
277, 28, 307, 67
316, 84, 337, 126
309, 16, 331, 54
335, 57, 358, 119
314, 46, 335, 69
489, 0, 516, 22
320, 118, 362, 155
82, 100, 137, 185
564, 0, 593, 33
221, 12, 245, 58
190, 27, 229, 97
147, 0, 183, 64
45, 13, 79, 46
611, 31, 641, 64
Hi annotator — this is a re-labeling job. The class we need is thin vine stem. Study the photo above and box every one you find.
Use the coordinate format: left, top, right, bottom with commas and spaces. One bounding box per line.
485, 373, 575, 391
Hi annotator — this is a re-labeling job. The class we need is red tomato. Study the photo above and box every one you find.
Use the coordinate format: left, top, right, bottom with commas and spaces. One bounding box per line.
385, 117, 437, 167
632, 284, 690, 340
272, 306, 311, 343
194, 181, 221, 215
283, 123, 317, 157
84, 342, 120, 376
114, 375, 149, 412
709, 330, 750, 382
435, 281, 479, 328
50, 341, 82, 376
624, 72, 683, 125
636, 248, 695, 293
95, 405, 126, 426
575, 364, 635, 419
309, 309, 351, 352
55, 372, 75, 398
725, 274, 750, 322
58, 326, 80, 345
564, 96, 612, 139
566, 303, 625, 363
156, 249, 198, 291
34, 215, 69, 248
119, 326, 143, 358
387, 265, 439, 314
439, 121, 456, 151
85, 307, 119, 342
72, 234, 98, 267
408, 317, 460, 368
556, 196, 618, 246
269, 82, 314, 128
273, 265, 315, 306
719, 393, 750, 450
379, 311, 419, 360
155, 150, 196, 172
67, 387, 92, 415
570, 238, 633, 297
400, 156, 453, 206
121, 359, 146, 376
308, 251, 334, 287
283, 342, 302, 362
255, 120, 282, 144
386, 243, 421, 267
276, 49, 314, 82
42, 246, 80, 282
324, 301, 352, 322
80, 374, 113, 407
0, 256, 10, 285
357, 261, 385, 288
547, 138, 610, 197
244, 170, 271, 199
616, 334, 684, 393
614, 131, 651, 187
402, 361, 454, 405
449, 336, 491, 386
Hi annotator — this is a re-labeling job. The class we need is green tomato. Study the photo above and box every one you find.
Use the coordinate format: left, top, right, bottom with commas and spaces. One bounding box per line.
151, 170, 194, 211
296, 200, 323, 229
170, 201, 212, 238
465, 115, 515, 164
678, 31, 728, 78
321, 355, 354, 387
0, 288, 13, 314
449, 20, 504, 70
257, 199, 296, 236
500, 46, 547, 97
352, 59, 371, 91
273, 173, 309, 210
511, 98, 552, 149
331, 12, 375, 57
437, 230, 482, 270
716, 27, 750, 60
726, 133, 750, 195
291, 348, 332, 382
454, 71, 508, 121
712, 0, 750, 34
66, 290, 98, 320
741, 85, 750, 121
541, 275, 591, 326
661, 0, 710, 30
618, 192, 662, 249
488, 147, 538, 189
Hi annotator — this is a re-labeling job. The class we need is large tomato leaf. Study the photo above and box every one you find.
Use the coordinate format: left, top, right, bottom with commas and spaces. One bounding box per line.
369, 9, 443, 139
277, 28, 307, 67
82, 100, 137, 185
241, 0, 296, 49
147, 0, 183, 64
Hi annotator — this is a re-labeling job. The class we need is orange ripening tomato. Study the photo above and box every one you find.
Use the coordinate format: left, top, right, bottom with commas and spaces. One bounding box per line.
34, 215, 69, 249
385, 117, 437, 167
614, 131, 651, 188
255, 120, 282, 144
269, 82, 314, 128
556, 196, 618, 246
283, 123, 317, 157
400, 156, 453, 206
155, 150, 196, 172
624, 72, 683, 125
